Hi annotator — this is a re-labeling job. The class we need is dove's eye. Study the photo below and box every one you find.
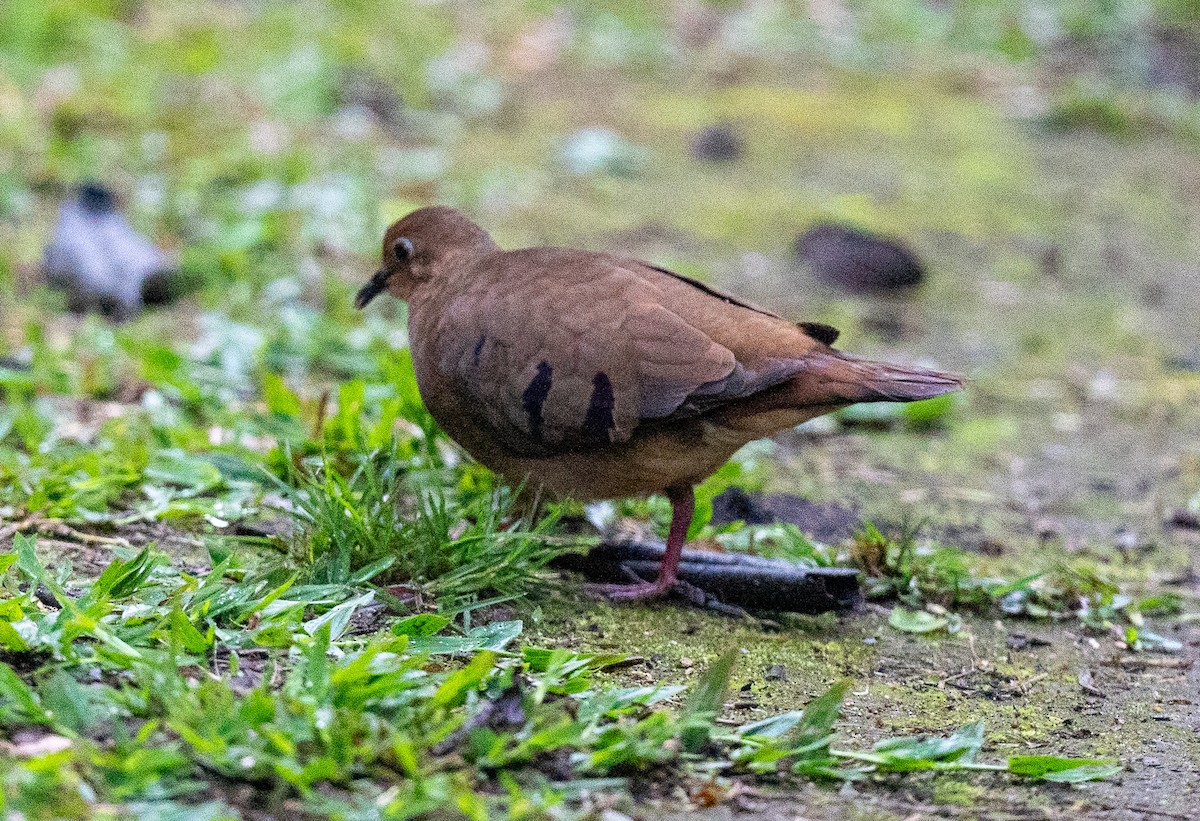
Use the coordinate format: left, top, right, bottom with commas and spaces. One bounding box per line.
394, 237, 414, 261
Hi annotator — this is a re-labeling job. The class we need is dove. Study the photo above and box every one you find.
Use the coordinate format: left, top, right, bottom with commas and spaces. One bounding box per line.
356, 206, 962, 601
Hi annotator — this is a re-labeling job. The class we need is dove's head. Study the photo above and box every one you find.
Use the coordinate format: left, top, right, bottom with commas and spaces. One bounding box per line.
356, 206, 499, 308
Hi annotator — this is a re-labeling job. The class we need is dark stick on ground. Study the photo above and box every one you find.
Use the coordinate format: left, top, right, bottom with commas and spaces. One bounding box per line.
554, 540, 862, 614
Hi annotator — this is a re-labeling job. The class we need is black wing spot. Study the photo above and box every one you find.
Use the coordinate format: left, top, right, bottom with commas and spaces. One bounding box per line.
521, 360, 553, 442
582, 372, 615, 442
799, 321, 840, 346
472, 335, 486, 367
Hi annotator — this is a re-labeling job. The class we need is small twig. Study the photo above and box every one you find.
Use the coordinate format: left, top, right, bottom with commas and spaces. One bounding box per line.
938, 669, 973, 688
45, 521, 132, 547
0, 515, 133, 549
1016, 671, 1048, 695
1112, 656, 1192, 669
1128, 809, 1191, 821
0, 515, 41, 543
312, 389, 330, 439
1077, 668, 1106, 698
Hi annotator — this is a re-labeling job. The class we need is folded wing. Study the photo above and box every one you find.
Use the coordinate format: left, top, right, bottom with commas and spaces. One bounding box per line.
434, 252, 808, 457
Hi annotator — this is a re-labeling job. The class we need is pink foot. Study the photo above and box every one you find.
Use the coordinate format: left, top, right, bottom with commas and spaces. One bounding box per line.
584, 485, 701, 606
585, 578, 676, 602
584, 575, 744, 614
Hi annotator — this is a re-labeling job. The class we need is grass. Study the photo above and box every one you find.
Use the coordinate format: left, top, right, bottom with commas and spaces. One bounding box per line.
0, 534, 1119, 819
0, 389, 1137, 818
849, 522, 1187, 649
280, 442, 575, 608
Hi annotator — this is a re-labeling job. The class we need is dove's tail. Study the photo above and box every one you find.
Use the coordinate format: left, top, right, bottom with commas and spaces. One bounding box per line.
805, 353, 964, 404
715, 352, 963, 435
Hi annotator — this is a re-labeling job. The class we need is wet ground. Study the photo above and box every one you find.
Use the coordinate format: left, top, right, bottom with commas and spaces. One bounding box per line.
504, 63, 1200, 819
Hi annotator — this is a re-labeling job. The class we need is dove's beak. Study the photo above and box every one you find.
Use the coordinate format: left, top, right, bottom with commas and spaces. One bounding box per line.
355, 269, 389, 309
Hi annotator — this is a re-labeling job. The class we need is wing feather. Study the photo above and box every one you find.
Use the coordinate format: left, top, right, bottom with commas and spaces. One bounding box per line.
432, 251, 803, 456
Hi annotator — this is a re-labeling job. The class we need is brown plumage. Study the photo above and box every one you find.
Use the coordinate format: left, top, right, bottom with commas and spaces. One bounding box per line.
356, 206, 963, 601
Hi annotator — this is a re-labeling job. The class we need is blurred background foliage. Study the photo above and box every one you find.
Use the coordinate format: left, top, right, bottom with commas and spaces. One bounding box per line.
1, 0, 1199, 550
4, 0, 1200, 270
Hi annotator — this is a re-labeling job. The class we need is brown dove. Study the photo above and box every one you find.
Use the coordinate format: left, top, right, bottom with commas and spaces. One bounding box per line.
355, 206, 962, 601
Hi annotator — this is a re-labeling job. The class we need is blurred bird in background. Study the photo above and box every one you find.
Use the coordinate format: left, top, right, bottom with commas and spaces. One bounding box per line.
42, 183, 176, 320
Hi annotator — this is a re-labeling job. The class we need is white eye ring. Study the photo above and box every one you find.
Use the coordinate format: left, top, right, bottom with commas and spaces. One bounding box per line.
394, 237, 414, 261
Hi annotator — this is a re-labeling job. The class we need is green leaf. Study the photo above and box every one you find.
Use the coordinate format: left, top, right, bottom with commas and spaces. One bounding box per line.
470, 620, 525, 650
793, 679, 851, 743
684, 651, 736, 718
346, 554, 395, 584
329, 379, 367, 445
736, 710, 804, 739
889, 607, 949, 633
168, 607, 214, 653
262, 371, 302, 418
409, 621, 523, 655
392, 614, 452, 637
388, 349, 425, 416
144, 449, 223, 490
69, 615, 143, 660
869, 722, 986, 771
902, 393, 957, 429
37, 671, 103, 734
681, 650, 737, 753
522, 647, 627, 673
995, 19, 1037, 62
0, 620, 28, 652
204, 451, 266, 483
433, 651, 498, 708
1008, 755, 1120, 780
687, 461, 745, 538
772, 680, 851, 774
0, 662, 50, 724
303, 591, 375, 640
241, 573, 298, 621
576, 686, 686, 725
86, 547, 157, 603
1041, 764, 1123, 783
293, 622, 333, 701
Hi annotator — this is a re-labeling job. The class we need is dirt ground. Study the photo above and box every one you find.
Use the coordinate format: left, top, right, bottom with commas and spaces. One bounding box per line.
520, 107, 1200, 819
527, 591, 1198, 820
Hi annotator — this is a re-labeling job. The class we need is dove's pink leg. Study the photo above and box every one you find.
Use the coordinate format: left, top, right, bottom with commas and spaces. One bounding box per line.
587, 484, 692, 601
